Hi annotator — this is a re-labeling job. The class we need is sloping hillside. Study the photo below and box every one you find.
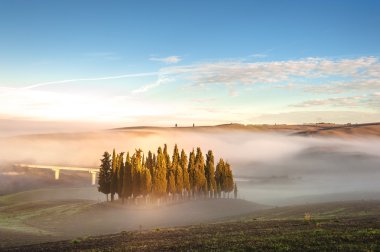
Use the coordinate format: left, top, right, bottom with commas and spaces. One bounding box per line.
5, 201, 380, 252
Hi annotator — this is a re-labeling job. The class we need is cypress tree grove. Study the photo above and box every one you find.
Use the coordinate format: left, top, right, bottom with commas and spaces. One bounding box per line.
98, 151, 112, 201
98, 145, 237, 204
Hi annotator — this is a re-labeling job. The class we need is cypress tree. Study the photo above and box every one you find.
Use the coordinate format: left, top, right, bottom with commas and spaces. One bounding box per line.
180, 149, 190, 195
234, 183, 238, 199
175, 165, 183, 195
194, 147, 207, 196
167, 170, 176, 195
132, 149, 143, 198
163, 144, 171, 170
110, 151, 119, 202
205, 150, 216, 197
98, 151, 112, 201
117, 152, 125, 199
152, 153, 157, 169
188, 149, 196, 196
215, 158, 225, 197
131, 154, 137, 198
140, 168, 152, 198
152, 147, 167, 198
217, 182, 222, 198
172, 145, 183, 195
146, 150, 154, 178
112, 149, 116, 168
224, 162, 234, 197
122, 152, 132, 203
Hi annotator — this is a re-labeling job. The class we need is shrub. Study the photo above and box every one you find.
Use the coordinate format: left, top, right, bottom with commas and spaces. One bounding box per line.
304, 212, 312, 222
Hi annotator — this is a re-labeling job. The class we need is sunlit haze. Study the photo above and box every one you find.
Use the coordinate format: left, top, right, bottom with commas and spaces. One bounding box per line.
1, 1, 380, 130
1, 1, 380, 250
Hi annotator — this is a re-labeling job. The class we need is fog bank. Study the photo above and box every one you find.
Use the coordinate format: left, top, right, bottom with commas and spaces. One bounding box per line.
0, 128, 379, 205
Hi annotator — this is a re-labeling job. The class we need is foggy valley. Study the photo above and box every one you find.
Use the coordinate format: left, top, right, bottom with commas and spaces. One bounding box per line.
1, 127, 379, 205
2, 1, 380, 250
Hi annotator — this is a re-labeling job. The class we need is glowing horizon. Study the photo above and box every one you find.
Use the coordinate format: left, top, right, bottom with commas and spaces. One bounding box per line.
1, 1, 380, 126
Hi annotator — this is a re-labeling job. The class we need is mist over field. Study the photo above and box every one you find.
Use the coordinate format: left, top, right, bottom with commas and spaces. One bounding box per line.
1, 128, 379, 205
2, 0, 380, 249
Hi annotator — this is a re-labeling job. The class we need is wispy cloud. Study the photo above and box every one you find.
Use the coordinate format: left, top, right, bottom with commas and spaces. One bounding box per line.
131, 76, 171, 94
2, 55, 380, 123
250, 111, 380, 124
0, 72, 159, 96
149, 56, 182, 64
304, 78, 380, 94
250, 53, 267, 58
292, 96, 365, 108
291, 93, 380, 109
162, 57, 379, 87
23, 72, 159, 90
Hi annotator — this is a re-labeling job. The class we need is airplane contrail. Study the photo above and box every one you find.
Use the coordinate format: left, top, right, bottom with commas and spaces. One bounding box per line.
21, 71, 160, 90
0, 71, 160, 96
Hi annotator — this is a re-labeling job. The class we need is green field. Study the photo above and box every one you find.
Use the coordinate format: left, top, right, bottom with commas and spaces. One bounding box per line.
0, 187, 263, 249
1, 188, 380, 251
4, 202, 380, 252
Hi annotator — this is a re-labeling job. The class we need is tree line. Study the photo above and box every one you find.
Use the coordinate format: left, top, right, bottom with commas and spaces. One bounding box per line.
98, 144, 237, 203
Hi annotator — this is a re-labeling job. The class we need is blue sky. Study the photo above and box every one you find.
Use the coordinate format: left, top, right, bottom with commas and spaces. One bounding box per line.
1, 0, 380, 126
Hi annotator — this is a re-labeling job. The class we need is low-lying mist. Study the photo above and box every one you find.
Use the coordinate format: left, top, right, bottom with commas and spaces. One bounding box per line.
1, 128, 379, 205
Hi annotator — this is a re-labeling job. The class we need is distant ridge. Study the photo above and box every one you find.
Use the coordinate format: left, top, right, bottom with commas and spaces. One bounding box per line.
110, 122, 380, 138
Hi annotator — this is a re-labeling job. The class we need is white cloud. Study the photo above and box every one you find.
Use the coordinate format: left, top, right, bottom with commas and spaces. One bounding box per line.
131, 78, 167, 94
304, 78, 380, 94
162, 57, 379, 87
2, 55, 380, 124
291, 93, 380, 109
131, 75, 172, 94
149, 56, 182, 64
250, 53, 267, 58
250, 111, 380, 124
292, 96, 365, 108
